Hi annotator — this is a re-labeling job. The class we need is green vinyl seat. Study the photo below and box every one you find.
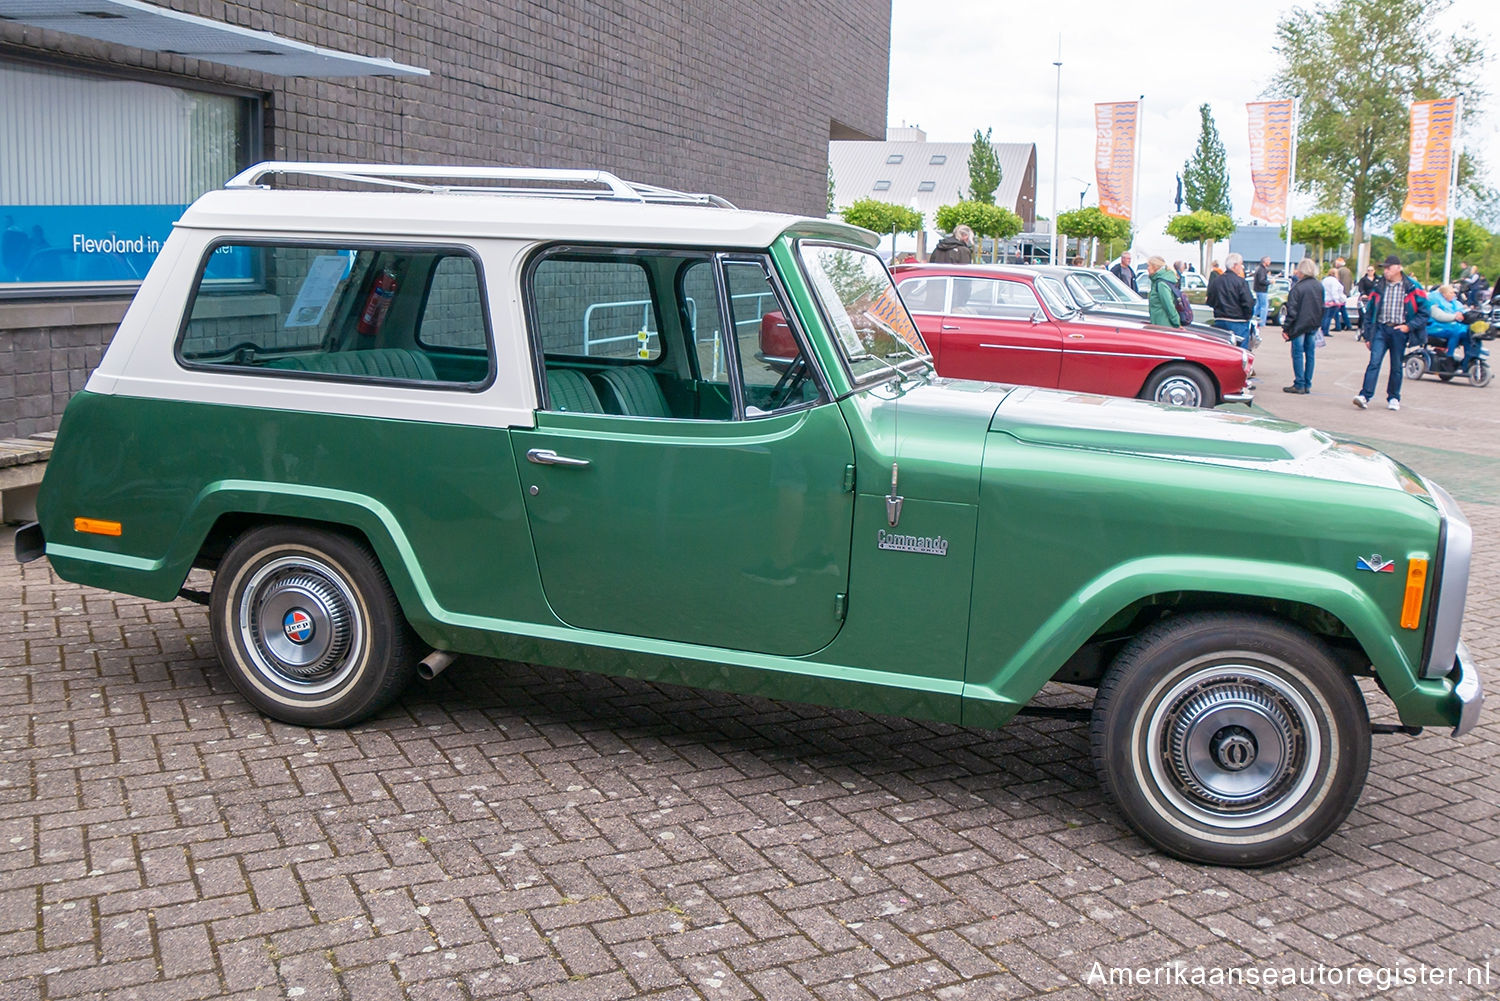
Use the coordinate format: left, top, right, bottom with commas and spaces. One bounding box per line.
545, 368, 604, 413
592, 366, 671, 417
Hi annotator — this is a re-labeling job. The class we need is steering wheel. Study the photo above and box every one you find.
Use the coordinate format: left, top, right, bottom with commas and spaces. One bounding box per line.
767, 355, 810, 410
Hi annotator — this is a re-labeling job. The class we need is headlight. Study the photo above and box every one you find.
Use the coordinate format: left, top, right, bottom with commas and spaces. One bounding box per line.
1421, 479, 1471, 679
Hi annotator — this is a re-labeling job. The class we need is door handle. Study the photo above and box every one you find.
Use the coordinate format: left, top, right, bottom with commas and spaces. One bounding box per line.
941, 324, 960, 330
527, 448, 591, 468
1068, 333, 1086, 339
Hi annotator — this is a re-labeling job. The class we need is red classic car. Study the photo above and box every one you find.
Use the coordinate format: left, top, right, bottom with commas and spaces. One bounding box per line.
888, 263, 1254, 408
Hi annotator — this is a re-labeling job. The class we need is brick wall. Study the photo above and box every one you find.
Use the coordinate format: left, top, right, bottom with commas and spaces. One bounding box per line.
0, 1, 889, 438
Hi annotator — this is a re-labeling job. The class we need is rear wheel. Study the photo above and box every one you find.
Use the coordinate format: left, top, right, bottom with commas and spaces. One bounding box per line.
1143, 363, 1214, 408
210, 525, 418, 727
1404, 353, 1427, 380
1091, 613, 1370, 867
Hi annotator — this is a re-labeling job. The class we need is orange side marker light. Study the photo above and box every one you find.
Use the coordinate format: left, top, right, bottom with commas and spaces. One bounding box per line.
1400, 557, 1429, 629
74, 517, 122, 537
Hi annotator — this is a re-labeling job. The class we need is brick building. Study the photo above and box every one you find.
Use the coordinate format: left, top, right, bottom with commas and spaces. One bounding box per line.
0, 0, 890, 439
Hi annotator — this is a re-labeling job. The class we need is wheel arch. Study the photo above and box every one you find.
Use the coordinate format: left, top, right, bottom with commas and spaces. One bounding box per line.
960, 556, 1426, 729
168, 482, 434, 636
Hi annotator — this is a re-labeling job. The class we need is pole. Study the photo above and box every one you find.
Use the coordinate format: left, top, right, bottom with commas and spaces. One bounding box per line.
1131, 96, 1143, 251
1050, 37, 1062, 264
1442, 94, 1464, 286
1284, 96, 1299, 275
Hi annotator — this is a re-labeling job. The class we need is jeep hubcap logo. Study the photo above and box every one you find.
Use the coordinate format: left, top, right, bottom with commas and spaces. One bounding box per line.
283, 609, 315, 645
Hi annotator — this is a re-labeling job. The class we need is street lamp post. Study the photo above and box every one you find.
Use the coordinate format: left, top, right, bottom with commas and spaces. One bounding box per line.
1049, 36, 1061, 265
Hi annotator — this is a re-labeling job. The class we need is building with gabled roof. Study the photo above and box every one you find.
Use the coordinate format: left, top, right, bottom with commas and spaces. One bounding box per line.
829, 127, 1038, 245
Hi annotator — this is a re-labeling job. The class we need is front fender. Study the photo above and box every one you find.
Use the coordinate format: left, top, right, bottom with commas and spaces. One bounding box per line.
960, 555, 1449, 729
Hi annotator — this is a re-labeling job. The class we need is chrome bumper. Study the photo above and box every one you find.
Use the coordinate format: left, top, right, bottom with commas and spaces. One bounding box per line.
1452, 641, 1483, 737
1221, 391, 1255, 405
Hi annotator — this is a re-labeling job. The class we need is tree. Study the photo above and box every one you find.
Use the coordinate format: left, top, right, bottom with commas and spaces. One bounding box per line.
1056, 208, 1131, 265
1285, 213, 1350, 263
1165, 211, 1235, 272
827, 164, 835, 215
1269, 0, 1484, 251
967, 128, 1002, 204
1182, 104, 1232, 216
840, 198, 924, 261
934, 201, 1023, 262
1393, 217, 1490, 283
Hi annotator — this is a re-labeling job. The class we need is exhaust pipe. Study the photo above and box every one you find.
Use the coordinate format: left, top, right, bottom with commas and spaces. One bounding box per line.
417, 650, 458, 681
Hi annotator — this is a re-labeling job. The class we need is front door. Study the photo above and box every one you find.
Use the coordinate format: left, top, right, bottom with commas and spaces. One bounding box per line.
513, 250, 856, 656
921, 276, 1063, 388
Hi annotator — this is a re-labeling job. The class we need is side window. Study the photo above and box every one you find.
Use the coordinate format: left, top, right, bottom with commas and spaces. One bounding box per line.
176, 244, 491, 387
953, 277, 1038, 318
724, 259, 825, 416
897, 276, 948, 313
681, 259, 727, 382
531, 258, 660, 360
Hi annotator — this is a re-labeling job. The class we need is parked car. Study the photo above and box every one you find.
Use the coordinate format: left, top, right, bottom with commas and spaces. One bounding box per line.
1024, 264, 1243, 346
892, 263, 1253, 408
17, 162, 1480, 868
1272, 275, 1360, 328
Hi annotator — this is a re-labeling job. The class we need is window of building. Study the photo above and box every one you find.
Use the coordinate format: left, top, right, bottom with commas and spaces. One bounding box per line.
873, 180, 892, 191
917, 181, 936, 192
929, 154, 947, 165
885, 153, 904, 164
176, 243, 492, 388
1, 58, 259, 296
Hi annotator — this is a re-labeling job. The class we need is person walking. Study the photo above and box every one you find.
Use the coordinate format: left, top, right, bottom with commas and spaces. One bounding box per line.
1252, 256, 1272, 328
1334, 257, 1355, 330
1321, 266, 1347, 338
1355, 255, 1427, 411
1145, 255, 1182, 327
930, 225, 975, 263
1282, 258, 1323, 394
1205, 252, 1256, 351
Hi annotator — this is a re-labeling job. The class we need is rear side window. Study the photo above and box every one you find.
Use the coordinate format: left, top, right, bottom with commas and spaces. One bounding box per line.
176, 243, 492, 387
530, 258, 661, 360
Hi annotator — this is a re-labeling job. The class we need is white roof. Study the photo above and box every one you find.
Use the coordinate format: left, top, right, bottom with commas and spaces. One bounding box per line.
829, 140, 1037, 225
177, 188, 877, 249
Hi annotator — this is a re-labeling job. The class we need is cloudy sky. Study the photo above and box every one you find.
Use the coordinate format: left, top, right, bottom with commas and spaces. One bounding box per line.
887, 0, 1499, 251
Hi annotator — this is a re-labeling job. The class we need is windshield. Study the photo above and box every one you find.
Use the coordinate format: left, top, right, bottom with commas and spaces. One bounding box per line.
1096, 268, 1143, 302
1062, 275, 1099, 308
799, 244, 931, 382
1035, 276, 1077, 316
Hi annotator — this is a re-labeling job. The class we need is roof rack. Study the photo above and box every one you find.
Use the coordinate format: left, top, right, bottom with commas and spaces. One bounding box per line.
223, 162, 737, 208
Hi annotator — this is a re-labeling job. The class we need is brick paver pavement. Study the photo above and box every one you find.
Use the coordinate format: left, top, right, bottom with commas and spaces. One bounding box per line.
4, 338, 1499, 999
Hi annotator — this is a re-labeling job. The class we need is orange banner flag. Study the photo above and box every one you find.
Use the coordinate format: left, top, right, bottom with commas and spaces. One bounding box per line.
1246, 100, 1294, 225
1401, 98, 1459, 225
1095, 101, 1138, 220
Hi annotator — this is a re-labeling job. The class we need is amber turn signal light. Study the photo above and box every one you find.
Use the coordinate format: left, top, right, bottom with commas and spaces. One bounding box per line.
1400, 557, 1429, 629
73, 517, 122, 537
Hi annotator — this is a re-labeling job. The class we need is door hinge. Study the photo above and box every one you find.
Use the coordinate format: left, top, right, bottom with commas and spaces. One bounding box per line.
842, 463, 856, 492
834, 593, 847, 620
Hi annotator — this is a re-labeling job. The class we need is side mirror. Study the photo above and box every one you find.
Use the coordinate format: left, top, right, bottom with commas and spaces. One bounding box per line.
1030, 311, 1045, 325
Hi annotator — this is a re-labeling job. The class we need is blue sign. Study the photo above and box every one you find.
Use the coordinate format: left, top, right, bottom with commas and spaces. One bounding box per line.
1, 205, 250, 284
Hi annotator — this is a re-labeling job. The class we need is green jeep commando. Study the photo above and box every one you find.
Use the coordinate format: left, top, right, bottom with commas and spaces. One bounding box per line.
15, 163, 1481, 867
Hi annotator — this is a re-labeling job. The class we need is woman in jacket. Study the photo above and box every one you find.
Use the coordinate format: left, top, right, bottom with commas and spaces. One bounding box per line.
1145, 255, 1181, 327
1427, 283, 1474, 370
1281, 258, 1323, 393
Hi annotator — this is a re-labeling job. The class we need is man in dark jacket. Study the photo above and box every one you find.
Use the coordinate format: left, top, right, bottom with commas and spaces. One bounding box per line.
1205, 253, 1257, 351
1252, 256, 1272, 327
1354, 254, 1427, 411
929, 225, 974, 264
1281, 258, 1323, 393
1109, 252, 1138, 294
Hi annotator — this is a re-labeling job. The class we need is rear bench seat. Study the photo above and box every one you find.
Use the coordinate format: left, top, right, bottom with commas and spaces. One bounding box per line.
265, 348, 437, 381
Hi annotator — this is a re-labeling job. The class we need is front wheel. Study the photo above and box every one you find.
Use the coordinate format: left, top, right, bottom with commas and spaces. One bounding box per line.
210, 525, 418, 727
1471, 359, 1493, 387
1143, 363, 1214, 408
1273, 304, 1287, 327
1091, 613, 1370, 867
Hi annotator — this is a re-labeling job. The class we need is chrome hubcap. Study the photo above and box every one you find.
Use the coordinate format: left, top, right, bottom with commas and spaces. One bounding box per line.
1146, 664, 1321, 827
1155, 377, 1202, 407
239, 555, 360, 691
